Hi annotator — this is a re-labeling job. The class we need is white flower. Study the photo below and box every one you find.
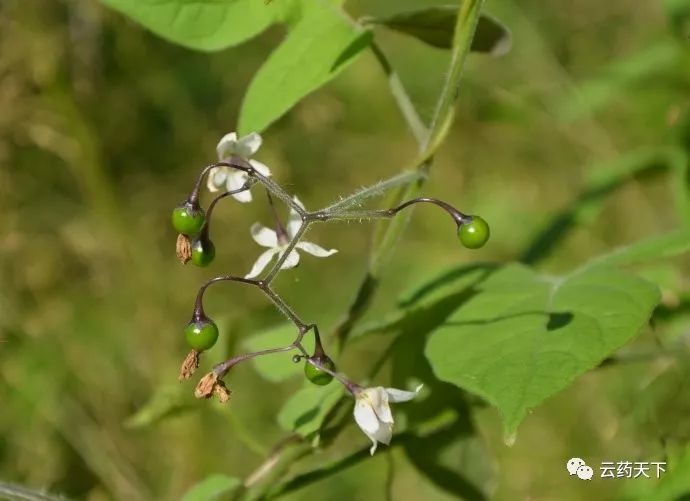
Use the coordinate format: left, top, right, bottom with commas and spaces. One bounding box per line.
245, 198, 338, 279
353, 384, 423, 455
207, 132, 271, 203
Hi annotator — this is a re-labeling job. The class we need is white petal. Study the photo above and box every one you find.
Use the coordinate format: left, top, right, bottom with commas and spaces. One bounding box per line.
354, 398, 380, 435
385, 384, 423, 403
227, 171, 252, 203
353, 396, 392, 456
249, 159, 271, 177
216, 132, 238, 159
206, 167, 227, 193
250, 223, 278, 248
279, 249, 300, 269
362, 387, 393, 424
295, 241, 338, 258
373, 393, 394, 424
245, 248, 279, 279
237, 132, 262, 157
371, 420, 393, 447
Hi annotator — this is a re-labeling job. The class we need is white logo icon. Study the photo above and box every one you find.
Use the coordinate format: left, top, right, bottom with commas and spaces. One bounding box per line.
567, 457, 586, 476
576, 464, 594, 480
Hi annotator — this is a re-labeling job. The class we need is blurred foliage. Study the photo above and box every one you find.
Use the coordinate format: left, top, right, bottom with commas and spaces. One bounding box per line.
2, 0, 690, 500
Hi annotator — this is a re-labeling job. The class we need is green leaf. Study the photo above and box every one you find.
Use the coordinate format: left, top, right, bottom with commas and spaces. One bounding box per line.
425, 263, 660, 438
277, 383, 343, 438
351, 263, 496, 339
100, 0, 279, 51
238, 2, 371, 134
363, 5, 511, 55
243, 323, 311, 382
124, 384, 191, 429
182, 474, 240, 501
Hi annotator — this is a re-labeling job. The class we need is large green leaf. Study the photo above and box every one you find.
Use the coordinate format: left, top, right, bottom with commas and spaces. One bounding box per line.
100, 0, 279, 51
425, 264, 660, 438
238, 2, 372, 133
182, 474, 240, 501
363, 5, 511, 54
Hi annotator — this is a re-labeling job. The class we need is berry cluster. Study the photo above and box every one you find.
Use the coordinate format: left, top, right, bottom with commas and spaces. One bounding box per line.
171, 147, 489, 401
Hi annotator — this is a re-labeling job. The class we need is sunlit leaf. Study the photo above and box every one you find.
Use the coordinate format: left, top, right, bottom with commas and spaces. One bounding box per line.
363, 5, 511, 55
238, 2, 371, 133
425, 264, 660, 438
182, 474, 240, 501
100, 0, 279, 51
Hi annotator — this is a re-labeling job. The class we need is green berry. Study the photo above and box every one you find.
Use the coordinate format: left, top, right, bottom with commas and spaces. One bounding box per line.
458, 216, 490, 249
172, 203, 205, 236
304, 356, 336, 386
191, 237, 215, 267
184, 319, 219, 352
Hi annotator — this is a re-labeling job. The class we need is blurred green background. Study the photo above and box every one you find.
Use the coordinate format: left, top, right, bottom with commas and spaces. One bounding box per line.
2, 0, 690, 499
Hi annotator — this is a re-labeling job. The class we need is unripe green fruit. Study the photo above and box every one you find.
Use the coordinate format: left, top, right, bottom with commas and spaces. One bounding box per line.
304, 356, 336, 386
458, 216, 490, 249
184, 319, 219, 351
172, 204, 205, 236
191, 237, 215, 267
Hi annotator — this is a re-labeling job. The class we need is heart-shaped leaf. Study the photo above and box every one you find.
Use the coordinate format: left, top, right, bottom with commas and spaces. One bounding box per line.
425, 263, 659, 439
100, 0, 280, 51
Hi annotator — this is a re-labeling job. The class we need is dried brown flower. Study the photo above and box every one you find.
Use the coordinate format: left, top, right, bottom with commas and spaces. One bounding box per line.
176, 234, 192, 264
194, 372, 231, 404
178, 350, 200, 381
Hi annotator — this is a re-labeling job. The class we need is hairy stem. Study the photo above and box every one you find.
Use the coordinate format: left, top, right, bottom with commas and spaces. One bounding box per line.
314, 197, 471, 226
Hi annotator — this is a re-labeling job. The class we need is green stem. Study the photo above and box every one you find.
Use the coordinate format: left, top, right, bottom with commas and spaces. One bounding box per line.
423, 0, 484, 152
335, 0, 486, 345
370, 41, 429, 144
